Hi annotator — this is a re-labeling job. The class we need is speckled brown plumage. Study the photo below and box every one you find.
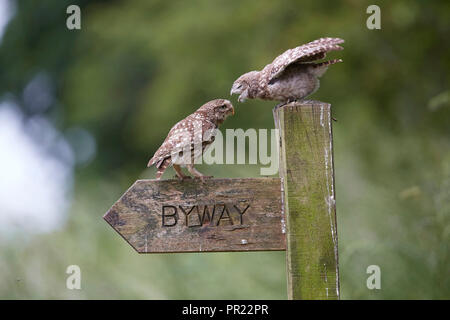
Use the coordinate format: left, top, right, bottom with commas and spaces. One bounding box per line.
147, 99, 234, 181
231, 37, 344, 103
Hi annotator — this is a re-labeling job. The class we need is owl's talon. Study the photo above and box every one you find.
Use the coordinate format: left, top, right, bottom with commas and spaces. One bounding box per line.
174, 175, 191, 181
194, 175, 213, 183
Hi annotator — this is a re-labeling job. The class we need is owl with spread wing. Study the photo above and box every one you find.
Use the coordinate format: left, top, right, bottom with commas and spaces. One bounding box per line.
147, 99, 234, 182
230, 37, 344, 104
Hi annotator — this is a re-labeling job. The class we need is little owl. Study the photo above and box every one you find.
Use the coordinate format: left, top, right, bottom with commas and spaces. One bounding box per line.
230, 37, 344, 104
147, 99, 234, 182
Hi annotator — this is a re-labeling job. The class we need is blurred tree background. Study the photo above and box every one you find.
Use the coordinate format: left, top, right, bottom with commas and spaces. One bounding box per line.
0, 0, 449, 299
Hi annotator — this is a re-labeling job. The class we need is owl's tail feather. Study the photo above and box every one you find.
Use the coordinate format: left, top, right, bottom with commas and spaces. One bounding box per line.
155, 158, 170, 180
147, 157, 156, 167
147, 156, 163, 167
311, 59, 342, 77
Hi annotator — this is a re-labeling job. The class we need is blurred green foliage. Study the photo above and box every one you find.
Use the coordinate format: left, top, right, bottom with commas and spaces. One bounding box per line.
0, 0, 449, 299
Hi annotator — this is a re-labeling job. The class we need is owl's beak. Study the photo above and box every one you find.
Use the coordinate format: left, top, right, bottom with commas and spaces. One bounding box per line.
231, 106, 235, 115
230, 83, 241, 96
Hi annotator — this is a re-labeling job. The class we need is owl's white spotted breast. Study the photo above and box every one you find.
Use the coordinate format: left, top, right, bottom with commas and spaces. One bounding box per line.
150, 114, 217, 166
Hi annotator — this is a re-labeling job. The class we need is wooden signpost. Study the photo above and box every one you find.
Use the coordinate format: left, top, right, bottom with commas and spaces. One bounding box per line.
104, 178, 285, 253
104, 101, 339, 300
274, 101, 339, 300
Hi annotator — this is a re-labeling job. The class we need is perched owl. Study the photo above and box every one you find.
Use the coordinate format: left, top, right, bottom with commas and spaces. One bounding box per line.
147, 99, 234, 182
230, 37, 344, 104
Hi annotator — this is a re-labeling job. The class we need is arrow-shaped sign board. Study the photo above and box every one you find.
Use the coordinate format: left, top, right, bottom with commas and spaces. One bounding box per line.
104, 178, 285, 253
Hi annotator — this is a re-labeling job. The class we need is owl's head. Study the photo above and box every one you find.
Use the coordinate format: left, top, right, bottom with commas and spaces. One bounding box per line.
197, 99, 234, 124
230, 71, 259, 103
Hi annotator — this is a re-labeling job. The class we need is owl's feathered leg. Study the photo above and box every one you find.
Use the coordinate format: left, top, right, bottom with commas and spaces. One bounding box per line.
273, 99, 298, 111
273, 101, 290, 111
273, 102, 284, 110
273, 100, 337, 121
173, 164, 190, 181
186, 164, 212, 183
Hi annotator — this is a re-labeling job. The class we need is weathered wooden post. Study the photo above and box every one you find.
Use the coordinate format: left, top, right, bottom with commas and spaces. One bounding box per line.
104, 100, 339, 300
273, 100, 339, 300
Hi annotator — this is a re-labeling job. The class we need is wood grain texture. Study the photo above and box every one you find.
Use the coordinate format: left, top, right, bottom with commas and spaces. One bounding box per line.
273, 101, 340, 300
104, 178, 285, 253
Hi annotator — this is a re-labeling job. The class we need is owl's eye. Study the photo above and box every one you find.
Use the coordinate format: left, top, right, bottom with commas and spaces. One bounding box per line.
220, 105, 227, 109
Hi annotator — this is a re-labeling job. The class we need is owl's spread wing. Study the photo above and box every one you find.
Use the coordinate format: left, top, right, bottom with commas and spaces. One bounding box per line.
265, 37, 344, 81
148, 116, 217, 167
